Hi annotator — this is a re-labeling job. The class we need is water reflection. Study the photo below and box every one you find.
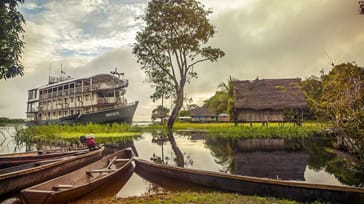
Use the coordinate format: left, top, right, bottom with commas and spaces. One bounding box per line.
3, 127, 363, 201
206, 137, 309, 180
138, 131, 363, 188
150, 131, 194, 167
0, 126, 29, 154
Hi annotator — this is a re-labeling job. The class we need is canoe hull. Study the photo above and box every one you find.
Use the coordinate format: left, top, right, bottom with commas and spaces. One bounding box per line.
134, 159, 364, 203
22, 149, 133, 204
0, 150, 85, 168
0, 147, 104, 196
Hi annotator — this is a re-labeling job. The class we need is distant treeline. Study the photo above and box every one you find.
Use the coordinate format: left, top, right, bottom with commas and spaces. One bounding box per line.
0, 117, 25, 124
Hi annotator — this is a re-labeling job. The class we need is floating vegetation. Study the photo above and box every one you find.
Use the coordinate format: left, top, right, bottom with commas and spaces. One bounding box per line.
15, 123, 142, 144
147, 122, 325, 139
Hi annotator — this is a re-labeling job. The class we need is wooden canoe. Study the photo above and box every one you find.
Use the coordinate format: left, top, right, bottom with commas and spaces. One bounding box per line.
21, 148, 133, 204
0, 146, 104, 196
0, 148, 88, 168
134, 159, 364, 203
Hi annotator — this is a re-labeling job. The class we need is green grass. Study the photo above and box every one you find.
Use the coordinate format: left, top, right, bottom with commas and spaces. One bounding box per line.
146, 122, 326, 138
16, 121, 326, 144
73, 191, 299, 204
15, 123, 142, 144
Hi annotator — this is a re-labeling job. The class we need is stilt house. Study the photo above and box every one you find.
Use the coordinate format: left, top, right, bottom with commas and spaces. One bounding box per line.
233, 78, 307, 123
190, 107, 217, 122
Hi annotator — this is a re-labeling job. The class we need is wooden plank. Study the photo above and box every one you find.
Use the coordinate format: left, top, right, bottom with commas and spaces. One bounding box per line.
106, 156, 117, 169
115, 159, 129, 162
53, 184, 73, 190
86, 169, 116, 174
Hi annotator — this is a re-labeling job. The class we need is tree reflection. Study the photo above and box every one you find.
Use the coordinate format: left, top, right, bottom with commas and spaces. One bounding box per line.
167, 130, 185, 167
151, 131, 191, 167
204, 135, 235, 173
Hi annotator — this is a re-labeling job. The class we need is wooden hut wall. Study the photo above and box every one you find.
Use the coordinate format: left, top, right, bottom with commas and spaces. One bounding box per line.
236, 109, 284, 122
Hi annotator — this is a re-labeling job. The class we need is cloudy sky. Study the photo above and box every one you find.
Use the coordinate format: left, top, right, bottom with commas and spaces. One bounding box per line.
0, 0, 363, 121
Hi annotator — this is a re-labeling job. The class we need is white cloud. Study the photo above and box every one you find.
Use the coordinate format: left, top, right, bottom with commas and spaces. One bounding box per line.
0, 0, 363, 121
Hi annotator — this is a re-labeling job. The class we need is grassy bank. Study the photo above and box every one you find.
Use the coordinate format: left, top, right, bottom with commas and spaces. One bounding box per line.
74, 192, 299, 204
16, 123, 142, 144
146, 122, 326, 138
15, 121, 326, 144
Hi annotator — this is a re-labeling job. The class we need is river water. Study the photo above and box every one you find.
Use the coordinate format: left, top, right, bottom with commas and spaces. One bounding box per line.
0, 126, 362, 203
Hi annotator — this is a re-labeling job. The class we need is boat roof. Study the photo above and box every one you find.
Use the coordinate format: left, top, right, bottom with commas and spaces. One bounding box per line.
38, 73, 124, 90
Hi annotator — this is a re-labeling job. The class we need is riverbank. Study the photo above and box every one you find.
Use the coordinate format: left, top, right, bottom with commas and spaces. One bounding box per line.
73, 191, 299, 204
146, 121, 325, 138
14, 122, 326, 146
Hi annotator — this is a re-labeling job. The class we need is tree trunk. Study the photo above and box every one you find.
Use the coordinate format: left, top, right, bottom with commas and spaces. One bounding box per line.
167, 87, 184, 129
167, 130, 184, 167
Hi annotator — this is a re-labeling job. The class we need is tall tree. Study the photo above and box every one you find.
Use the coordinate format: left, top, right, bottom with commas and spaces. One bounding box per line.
302, 62, 364, 166
133, 0, 224, 129
204, 76, 235, 117
0, 0, 25, 80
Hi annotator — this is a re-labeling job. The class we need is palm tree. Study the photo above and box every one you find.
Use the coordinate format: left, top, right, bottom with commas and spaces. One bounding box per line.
217, 76, 235, 117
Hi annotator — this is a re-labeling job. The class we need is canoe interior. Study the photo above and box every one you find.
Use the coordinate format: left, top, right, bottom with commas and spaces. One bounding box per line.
0, 148, 87, 158
0, 151, 39, 158
0, 159, 58, 175
134, 159, 364, 203
24, 149, 132, 190
0, 148, 89, 169
0, 147, 104, 197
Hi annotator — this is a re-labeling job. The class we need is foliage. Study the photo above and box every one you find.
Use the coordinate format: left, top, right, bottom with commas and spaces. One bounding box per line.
0, 117, 25, 125
301, 75, 324, 118
15, 123, 142, 144
301, 62, 364, 165
179, 103, 198, 116
304, 138, 336, 171
0, 0, 25, 80
133, 0, 224, 129
145, 122, 324, 138
151, 105, 170, 121
326, 158, 364, 187
203, 76, 235, 117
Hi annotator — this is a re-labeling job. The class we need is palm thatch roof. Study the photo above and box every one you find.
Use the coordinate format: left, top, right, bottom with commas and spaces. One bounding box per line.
233, 78, 307, 110
190, 107, 216, 117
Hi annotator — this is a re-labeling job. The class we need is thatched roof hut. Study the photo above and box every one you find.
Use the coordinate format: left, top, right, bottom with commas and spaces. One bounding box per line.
233, 78, 307, 122
190, 107, 216, 117
190, 107, 216, 122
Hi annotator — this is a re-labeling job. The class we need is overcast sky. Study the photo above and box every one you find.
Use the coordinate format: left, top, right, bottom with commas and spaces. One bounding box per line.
0, 0, 363, 121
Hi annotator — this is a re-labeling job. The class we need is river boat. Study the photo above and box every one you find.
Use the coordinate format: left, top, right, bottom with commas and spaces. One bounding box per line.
22, 148, 133, 204
134, 159, 364, 203
0, 148, 88, 168
26, 70, 138, 125
0, 146, 104, 196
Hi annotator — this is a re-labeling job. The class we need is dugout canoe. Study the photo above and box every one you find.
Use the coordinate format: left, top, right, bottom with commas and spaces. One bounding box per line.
134, 159, 364, 203
22, 148, 133, 204
0, 148, 88, 168
0, 146, 104, 196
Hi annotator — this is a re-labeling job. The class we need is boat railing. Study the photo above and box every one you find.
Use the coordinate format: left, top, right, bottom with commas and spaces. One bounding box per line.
83, 86, 90, 92
97, 97, 116, 105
